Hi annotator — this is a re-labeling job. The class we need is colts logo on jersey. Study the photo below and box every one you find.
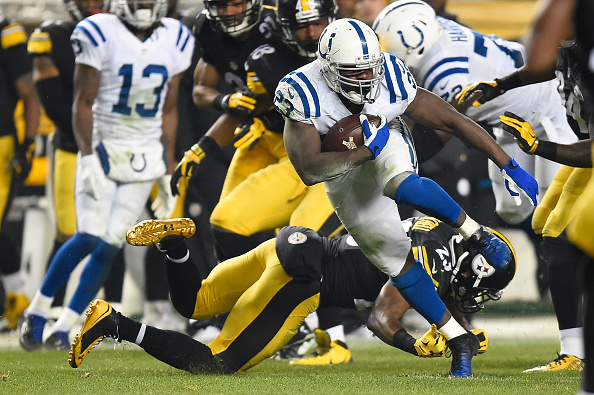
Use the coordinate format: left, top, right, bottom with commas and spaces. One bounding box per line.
288, 231, 308, 244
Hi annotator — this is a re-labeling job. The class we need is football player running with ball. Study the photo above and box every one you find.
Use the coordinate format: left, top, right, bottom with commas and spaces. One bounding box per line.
20, 0, 194, 351
68, 215, 514, 374
273, 18, 537, 376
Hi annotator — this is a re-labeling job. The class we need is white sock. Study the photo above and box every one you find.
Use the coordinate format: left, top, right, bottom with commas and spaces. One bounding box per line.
456, 215, 480, 240
0, 272, 25, 294
559, 327, 584, 359
167, 250, 190, 263
438, 317, 467, 341
26, 291, 54, 319
51, 307, 80, 334
325, 324, 346, 343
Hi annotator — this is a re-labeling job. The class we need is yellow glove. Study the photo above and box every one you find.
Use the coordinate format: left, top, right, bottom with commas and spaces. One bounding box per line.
499, 111, 539, 154
233, 117, 267, 150
455, 80, 503, 108
414, 324, 448, 358
217, 91, 257, 116
471, 328, 489, 354
170, 143, 205, 196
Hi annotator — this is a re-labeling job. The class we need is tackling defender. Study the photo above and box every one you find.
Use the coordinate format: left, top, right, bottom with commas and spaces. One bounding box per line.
68, 216, 514, 373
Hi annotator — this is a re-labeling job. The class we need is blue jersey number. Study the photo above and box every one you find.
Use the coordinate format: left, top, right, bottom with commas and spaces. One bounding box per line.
112, 64, 168, 117
472, 32, 523, 68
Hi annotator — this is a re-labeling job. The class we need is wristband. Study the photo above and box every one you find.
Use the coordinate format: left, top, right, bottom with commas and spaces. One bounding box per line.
392, 329, 417, 356
195, 135, 221, 157
496, 70, 523, 93
533, 140, 557, 161
213, 94, 229, 111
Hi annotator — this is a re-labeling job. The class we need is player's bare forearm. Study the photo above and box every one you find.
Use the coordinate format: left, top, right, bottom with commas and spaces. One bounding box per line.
552, 139, 593, 168
524, 0, 576, 79
283, 118, 372, 186
367, 281, 409, 345
192, 59, 221, 109
162, 74, 181, 172
406, 88, 510, 168
16, 72, 41, 141
204, 113, 242, 148
72, 64, 99, 155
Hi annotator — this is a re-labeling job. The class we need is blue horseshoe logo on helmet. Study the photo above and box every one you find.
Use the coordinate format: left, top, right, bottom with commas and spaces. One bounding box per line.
397, 23, 425, 51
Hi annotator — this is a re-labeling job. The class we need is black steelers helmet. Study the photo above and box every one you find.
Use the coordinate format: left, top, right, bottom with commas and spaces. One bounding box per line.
276, 0, 336, 59
203, 0, 263, 37
450, 229, 516, 313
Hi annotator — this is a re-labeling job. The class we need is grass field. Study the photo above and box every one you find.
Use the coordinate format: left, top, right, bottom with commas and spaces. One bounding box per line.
0, 339, 582, 394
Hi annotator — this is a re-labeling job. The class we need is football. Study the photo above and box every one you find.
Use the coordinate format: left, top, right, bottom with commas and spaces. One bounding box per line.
321, 114, 382, 152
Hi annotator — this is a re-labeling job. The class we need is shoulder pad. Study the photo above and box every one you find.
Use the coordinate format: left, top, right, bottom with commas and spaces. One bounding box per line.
1, 21, 27, 49
191, 11, 209, 35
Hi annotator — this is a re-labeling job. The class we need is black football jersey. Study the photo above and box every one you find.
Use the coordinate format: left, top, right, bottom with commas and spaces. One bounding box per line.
191, 8, 280, 91
27, 20, 78, 152
244, 42, 309, 133
275, 217, 459, 310
0, 18, 31, 138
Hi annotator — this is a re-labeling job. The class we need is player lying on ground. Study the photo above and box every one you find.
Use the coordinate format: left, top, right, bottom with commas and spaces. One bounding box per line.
69, 216, 514, 374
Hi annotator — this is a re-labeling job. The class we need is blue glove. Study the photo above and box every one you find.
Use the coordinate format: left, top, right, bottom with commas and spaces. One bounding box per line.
360, 114, 389, 159
500, 158, 538, 206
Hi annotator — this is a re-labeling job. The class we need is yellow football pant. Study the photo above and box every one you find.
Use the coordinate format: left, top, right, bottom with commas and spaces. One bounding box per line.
192, 239, 320, 373
532, 165, 592, 238
52, 148, 77, 236
568, 143, 594, 257
0, 135, 16, 231
211, 132, 335, 236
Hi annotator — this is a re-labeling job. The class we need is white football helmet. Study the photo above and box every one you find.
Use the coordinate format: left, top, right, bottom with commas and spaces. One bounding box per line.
317, 18, 384, 105
114, 0, 167, 30
372, 0, 443, 71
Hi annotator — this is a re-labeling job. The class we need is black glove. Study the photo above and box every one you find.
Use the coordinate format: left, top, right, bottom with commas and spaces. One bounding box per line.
10, 137, 35, 182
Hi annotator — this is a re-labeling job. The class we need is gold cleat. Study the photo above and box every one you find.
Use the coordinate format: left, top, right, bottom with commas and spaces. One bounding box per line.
126, 218, 196, 247
1, 292, 30, 331
290, 329, 352, 365
523, 354, 584, 372
69, 300, 119, 368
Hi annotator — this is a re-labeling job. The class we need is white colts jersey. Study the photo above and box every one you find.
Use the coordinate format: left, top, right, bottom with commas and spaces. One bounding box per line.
274, 53, 417, 135
71, 14, 193, 146
414, 17, 571, 133
274, 54, 420, 278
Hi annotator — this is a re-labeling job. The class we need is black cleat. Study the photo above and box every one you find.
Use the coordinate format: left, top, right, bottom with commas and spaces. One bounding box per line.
448, 332, 480, 377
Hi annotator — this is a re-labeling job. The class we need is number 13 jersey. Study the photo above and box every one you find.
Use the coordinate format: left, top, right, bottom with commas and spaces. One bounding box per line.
70, 13, 194, 146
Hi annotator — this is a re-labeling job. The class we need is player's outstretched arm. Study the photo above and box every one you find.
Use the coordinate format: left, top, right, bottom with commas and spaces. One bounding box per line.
404, 88, 538, 206
501, 111, 593, 168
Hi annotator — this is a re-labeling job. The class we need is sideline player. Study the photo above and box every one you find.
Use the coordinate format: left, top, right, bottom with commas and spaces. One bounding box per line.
273, 18, 537, 376
0, 17, 41, 332
19, 0, 194, 351
68, 216, 514, 373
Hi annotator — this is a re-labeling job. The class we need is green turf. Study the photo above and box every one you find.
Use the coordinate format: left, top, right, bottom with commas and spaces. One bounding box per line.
0, 340, 582, 394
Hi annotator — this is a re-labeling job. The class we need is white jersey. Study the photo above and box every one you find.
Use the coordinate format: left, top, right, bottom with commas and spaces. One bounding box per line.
274, 54, 420, 277
274, 53, 417, 135
415, 18, 567, 131
71, 14, 194, 147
